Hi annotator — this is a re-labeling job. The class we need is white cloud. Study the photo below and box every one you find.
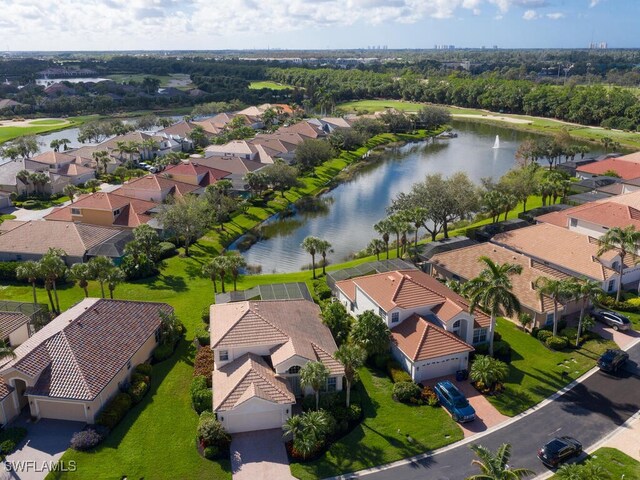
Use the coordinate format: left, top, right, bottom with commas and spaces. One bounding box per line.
522, 9, 538, 20
589, 0, 600, 6
546, 12, 564, 19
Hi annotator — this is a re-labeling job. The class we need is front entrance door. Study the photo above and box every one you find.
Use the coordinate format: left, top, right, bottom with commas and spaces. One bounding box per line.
289, 375, 302, 396
13, 379, 28, 410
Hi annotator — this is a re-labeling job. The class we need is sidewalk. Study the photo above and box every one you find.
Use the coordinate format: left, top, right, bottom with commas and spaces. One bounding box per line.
601, 415, 640, 461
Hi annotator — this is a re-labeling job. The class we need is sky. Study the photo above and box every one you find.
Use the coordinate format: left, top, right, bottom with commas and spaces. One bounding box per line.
1, 0, 638, 52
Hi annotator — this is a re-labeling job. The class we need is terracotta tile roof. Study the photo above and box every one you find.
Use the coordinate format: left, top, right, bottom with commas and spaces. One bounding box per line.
213, 353, 295, 411
29, 151, 76, 165
118, 174, 199, 197
56, 163, 94, 177
250, 137, 297, 155
537, 201, 640, 230
337, 270, 491, 328
616, 151, 640, 164
205, 140, 255, 157
492, 224, 616, 281
391, 314, 473, 362
210, 300, 342, 373
278, 121, 324, 139
0, 220, 27, 233
602, 189, 640, 208
431, 242, 571, 313
0, 298, 172, 401
0, 220, 123, 257
100, 132, 154, 150
0, 377, 14, 401
197, 156, 265, 174
164, 162, 230, 184
577, 158, 640, 180
0, 312, 29, 338
158, 121, 197, 137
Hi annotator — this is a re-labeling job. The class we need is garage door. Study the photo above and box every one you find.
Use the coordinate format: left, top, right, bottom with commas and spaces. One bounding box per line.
415, 356, 464, 382
225, 409, 284, 434
35, 399, 87, 422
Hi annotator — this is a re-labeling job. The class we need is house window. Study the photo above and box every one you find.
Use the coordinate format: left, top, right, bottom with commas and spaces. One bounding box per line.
113, 208, 121, 216
391, 312, 400, 323
71, 208, 81, 215
127, 360, 132, 370
378, 308, 387, 320
327, 377, 337, 392
570, 218, 577, 227
612, 261, 620, 271
288, 365, 301, 374
473, 328, 487, 344
219, 350, 229, 361
452, 320, 461, 337
545, 313, 554, 326
607, 280, 615, 292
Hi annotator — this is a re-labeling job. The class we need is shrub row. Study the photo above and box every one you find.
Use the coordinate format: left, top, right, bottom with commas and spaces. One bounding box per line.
157, 242, 177, 260
195, 326, 210, 346
0, 261, 20, 281
190, 375, 213, 414
386, 360, 412, 383
153, 343, 174, 362
392, 381, 421, 403
598, 294, 640, 313
197, 411, 231, 460
194, 347, 215, 381
96, 393, 133, 430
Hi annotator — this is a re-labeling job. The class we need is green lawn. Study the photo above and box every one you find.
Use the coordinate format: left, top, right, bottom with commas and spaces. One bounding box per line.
290, 368, 463, 480
488, 319, 619, 416
249, 80, 293, 90
550, 447, 640, 480
105, 73, 195, 90
0, 123, 72, 145
338, 99, 640, 150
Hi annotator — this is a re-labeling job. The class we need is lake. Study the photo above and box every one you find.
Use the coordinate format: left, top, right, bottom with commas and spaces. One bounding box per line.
231, 121, 603, 273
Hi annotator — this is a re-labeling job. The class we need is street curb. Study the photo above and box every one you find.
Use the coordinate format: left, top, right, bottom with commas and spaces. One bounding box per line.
533, 410, 640, 480
326, 335, 640, 479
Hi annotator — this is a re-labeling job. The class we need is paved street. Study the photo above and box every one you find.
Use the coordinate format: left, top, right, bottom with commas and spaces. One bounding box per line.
348, 341, 640, 480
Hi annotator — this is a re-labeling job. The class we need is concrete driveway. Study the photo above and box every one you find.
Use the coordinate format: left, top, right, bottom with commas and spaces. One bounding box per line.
592, 322, 639, 349
1, 418, 85, 480
230, 429, 294, 480
425, 375, 509, 437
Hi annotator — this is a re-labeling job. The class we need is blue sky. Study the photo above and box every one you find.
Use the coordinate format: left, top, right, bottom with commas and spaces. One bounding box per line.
1, 0, 637, 51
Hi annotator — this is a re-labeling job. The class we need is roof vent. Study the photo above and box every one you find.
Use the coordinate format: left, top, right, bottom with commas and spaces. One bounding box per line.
387, 276, 395, 282
93, 308, 99, 314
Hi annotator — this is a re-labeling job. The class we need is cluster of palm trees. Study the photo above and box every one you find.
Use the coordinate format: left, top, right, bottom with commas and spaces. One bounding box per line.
16, 170, 51, 196
16, 250, 125, 315
201, 251, 247, 295
301, 236, 333, 279
371, 210, 425, 261
49, 138, 71, 152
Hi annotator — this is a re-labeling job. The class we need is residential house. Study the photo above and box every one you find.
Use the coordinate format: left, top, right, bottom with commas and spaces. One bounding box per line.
576, 152, 640, 180
278, 121, 325, 139
0, 312, 30, 347
116, 175, 199, 203
196, 155, 265, 175
430, 242, 577, 329
24, 152, 96, 194
162, 162, 229, 187
44, 192, 158, 229
210, 299, 343, 433
0, 298, 172, 425
0, 160, 28, 196
335, 270, 491, 382
0, 220, 128, 264
308, 117, 353, 134
491, 223, 640, 293
0, 99, 24, 111
205, 140, 257, 161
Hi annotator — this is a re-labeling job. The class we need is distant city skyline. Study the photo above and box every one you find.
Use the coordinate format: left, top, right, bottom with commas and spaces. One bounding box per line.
1, 0, 637, 52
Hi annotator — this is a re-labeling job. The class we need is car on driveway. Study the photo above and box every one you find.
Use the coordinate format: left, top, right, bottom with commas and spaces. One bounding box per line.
598, 348, 629, 373
592, 310, 632, 331
537, 436, 582, 468
433, 380, 476, 423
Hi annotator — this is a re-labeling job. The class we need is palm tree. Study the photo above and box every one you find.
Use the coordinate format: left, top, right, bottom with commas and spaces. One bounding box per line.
114, 166, 128, 184
597, 225, 640, 302
16, 261, 41, 306
0, 340, 15, 361
301, 236, 321, 279
467, 257, 523, 356
225, 251, 247, 291
334, 344, 366, 407
38, 248, 67, 314
58, 138, 71, 151
92, 150, 109, 175
534, 277, 574, 337
29, 172, 50, 195
202, 259, 218, 297
105, 267, 125, 299
374, 218, 394, 260
300, 361, 330, 410
469, 355, 509, 393
212, 255, 230, 294
50, 139, 61, 152
367, 239, 386, 261
69, 263, 92, 297
567, 279, 603, 347
88, 256, 115, 299
350, 310, 391, 358
407, 207, 428, 260
317, 239, 332, 276
387, 213, 410, 258
467, 443, 533, 480
282, 414, 305, 442
63, 184, 78, 202
85, 178, 101, 193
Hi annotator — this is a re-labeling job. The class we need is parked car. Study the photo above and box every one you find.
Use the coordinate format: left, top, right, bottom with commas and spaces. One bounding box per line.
537, 436, 582, 468
592, 310, 632, 331
433, 380, 476, 423
598, 349, 629, 373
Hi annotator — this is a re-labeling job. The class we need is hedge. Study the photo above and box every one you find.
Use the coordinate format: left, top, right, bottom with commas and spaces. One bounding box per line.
128, 381, 149, 404
546, 336, 569, 351
0, 262, 20, 281
190, 375, 212, 414
158, 242, 177, 260
153, 343, 173, 362
392, 381, 421, 403
195, 327, 210, 346
96, 393, 133, 430
135, 363, 153, 377
386, 360, 412, 383
194, 348, 215, 381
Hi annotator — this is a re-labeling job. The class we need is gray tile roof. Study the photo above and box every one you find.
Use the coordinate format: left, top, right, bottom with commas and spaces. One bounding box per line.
0, 312, 30, 337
